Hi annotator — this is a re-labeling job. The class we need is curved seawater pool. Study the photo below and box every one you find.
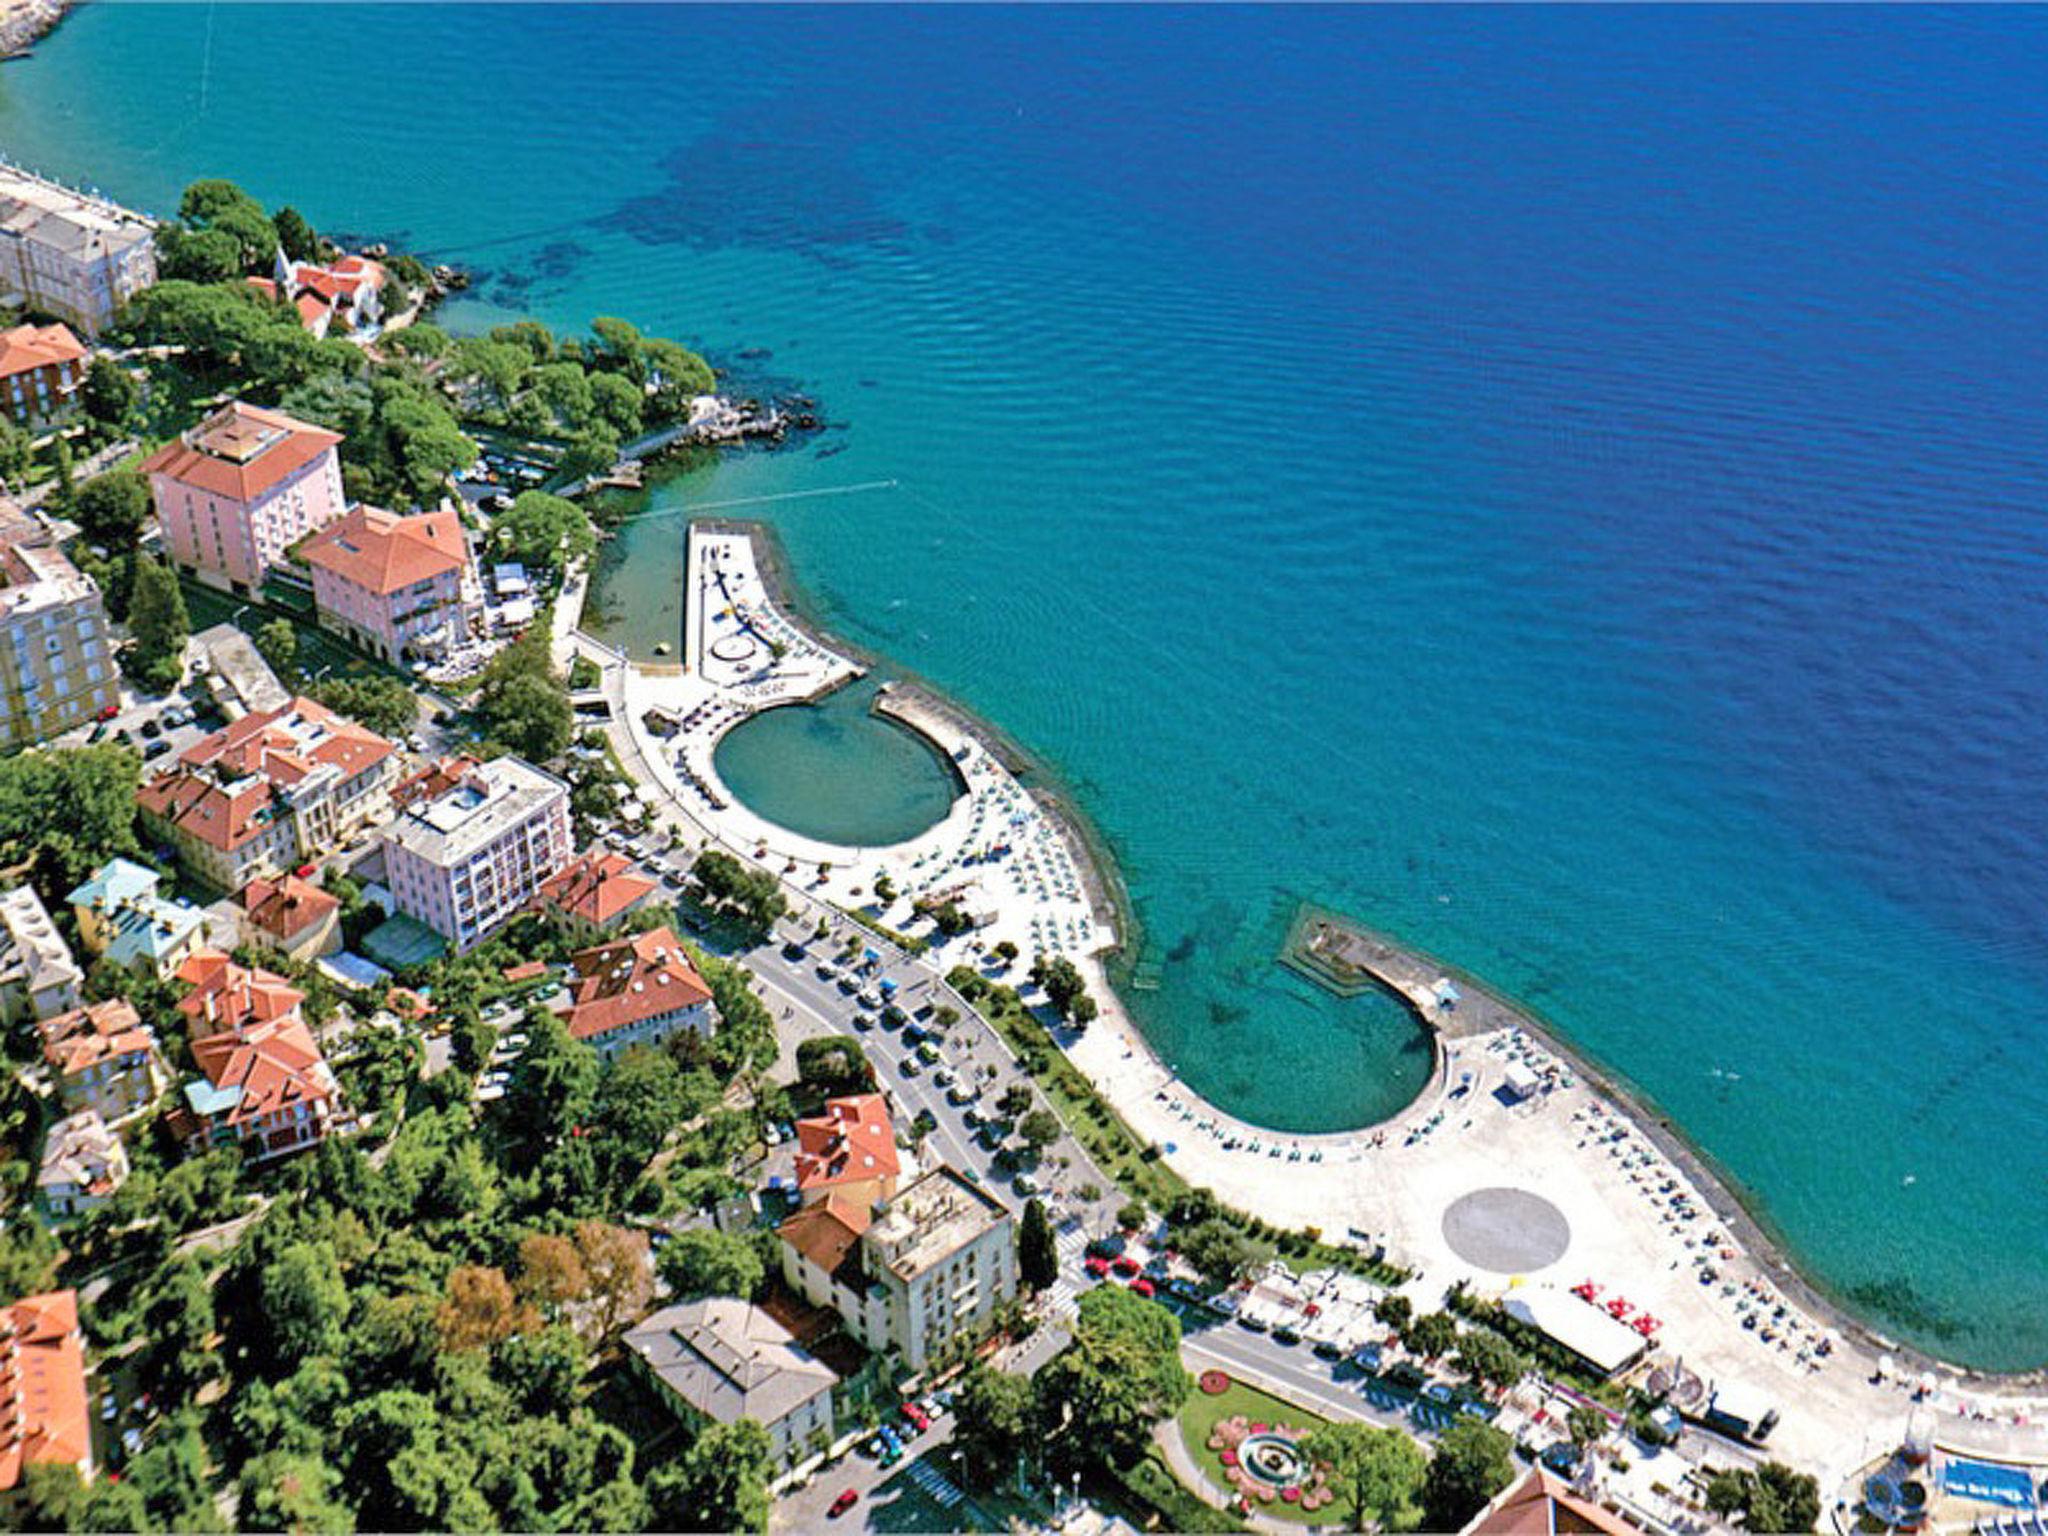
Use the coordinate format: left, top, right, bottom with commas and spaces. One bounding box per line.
711, 678, 963, 850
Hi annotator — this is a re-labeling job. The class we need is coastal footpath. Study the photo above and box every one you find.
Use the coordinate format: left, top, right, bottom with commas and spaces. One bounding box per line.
565, 515, 2048, 1504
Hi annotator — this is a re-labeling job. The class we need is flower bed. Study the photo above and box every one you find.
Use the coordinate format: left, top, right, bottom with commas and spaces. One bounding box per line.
1200, 1370, 1232, 1396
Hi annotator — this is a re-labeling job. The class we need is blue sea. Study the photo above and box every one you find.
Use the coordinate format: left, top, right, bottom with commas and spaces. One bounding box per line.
9, 3, 2047, 1369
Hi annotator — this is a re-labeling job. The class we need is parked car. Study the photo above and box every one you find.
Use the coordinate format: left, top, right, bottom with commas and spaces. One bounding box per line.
828, 1490, 859, 1519
1111, 1256, 1141, 1278
1312, 1340, 1344, 1361
1272, 1326, 1302, 1347
1131, 1278, 1156, 1299
139, 717, 161, 738
1238, 1314, 1271, 1334
143, 739, 173, 760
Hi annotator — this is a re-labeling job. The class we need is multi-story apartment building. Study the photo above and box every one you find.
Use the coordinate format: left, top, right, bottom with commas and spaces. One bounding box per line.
170, 949, 340, 1163
557, 925, 714, 1061
0, 884, 82, 1026
0, 1288, 92, 1513
0, 501, 112, 749
137, 696, 396, 891
142, 401, 346, 597
66, 858, 206, 978
0, 323, 84, 426
36, 1110, 127, 1218
779, 1164, 1017, 1369
38, 998, 166, 1126
0, 164, 157, 337
380, 755, 571, 950
299, 503, 480, 663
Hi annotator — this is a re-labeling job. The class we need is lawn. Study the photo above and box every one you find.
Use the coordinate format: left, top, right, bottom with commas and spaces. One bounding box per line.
1178, 1375, 1348, 1527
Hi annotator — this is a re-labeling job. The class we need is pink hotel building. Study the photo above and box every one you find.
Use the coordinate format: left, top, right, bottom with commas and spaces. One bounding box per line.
143, 402, 346, 598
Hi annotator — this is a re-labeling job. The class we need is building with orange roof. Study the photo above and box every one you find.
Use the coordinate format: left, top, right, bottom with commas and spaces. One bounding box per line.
169, 951, 339, 1162
535, 849, 661, 943
137, 695, 397, 890
143, 400, 347, 596
793, 1093, 901, 1209
1460, 1466, 1652, 1536
556, 924, 713, 1062
0, 1289, 92, 1504
299, 502, 480, 664
38, 997, 165, 1126
0, 322, 84, 424
234, 874, 342, 963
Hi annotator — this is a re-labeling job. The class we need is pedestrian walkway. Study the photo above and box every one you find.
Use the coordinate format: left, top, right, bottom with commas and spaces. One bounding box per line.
907, 1459, 964, 1509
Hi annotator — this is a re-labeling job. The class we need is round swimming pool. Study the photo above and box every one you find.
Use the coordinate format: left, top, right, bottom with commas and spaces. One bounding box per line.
713, 677, 962, 849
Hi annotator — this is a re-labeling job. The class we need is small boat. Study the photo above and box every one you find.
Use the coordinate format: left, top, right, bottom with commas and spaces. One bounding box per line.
653, 641, 672, 656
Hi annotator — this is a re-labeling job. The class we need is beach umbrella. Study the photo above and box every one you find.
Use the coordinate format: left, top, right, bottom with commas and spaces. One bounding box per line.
1879, 1354, 1897, 1379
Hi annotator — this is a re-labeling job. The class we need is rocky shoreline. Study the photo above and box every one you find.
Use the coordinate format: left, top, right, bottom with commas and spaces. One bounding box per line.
0, 0, 75, 56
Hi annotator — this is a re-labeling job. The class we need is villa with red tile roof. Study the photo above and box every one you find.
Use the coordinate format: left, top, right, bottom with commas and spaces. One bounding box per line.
265, 250, 387, 338
0, 1289, 92, 1509
0, 322, 84, 425
535, 849, 661, 943
138, 695, 397, 890
143, 400, 347, 597
234, 874, 342, 963
556, 925, 714, 1061
38, 998, 166, 1126
793, 1093, 901, 1209
299, 503, 481, 664
169, 950, 340, 1162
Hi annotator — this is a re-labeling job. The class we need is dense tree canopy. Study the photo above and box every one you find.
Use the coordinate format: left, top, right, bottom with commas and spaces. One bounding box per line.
1422, 1419, 1517, 1532
493, 490, 595, 574
1304, 1422, 1429, 1533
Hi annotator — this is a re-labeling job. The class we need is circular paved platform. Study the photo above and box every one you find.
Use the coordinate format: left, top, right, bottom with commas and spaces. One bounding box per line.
1441, 1186, 1572, 1273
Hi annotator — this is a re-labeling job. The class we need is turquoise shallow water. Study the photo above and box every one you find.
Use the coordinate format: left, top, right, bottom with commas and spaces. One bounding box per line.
10, 4, 2048, 1368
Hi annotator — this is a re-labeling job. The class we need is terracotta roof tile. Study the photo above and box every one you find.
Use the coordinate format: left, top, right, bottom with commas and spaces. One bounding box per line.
140, 400, 340, 503
238, 875, 339, 941
0, 322, 83, 381
38, 998, 154, 1081
0, 1289, 90, 1491
176, 948, 305, 1038
560, 925, 711, 1042
536, 850, 659, 927
300, 503, 468, 595
794, 1093, 899, 1193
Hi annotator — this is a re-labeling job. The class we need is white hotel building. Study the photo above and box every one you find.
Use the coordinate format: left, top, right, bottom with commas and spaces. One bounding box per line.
379, 756, 571, 950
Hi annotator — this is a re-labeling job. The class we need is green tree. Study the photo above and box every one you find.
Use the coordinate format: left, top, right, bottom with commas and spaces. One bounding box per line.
559, 424, 620, 483
156, 224, 243, 282
657, 1228, 765, 1301
588, 370, 644, 437
1457, 1330, 1531, 1390
262, 1240, 351, 1369
1374, 1291, 1413, 1331
272, 205, 320, 263
0, 414, 34, 489
1018, 1197, 1058, 1291
1403, 1310, 1459, 1360
1303, 1422, 1428, 1533
308, 674, 418, 737
1029, 952, 1094, 1022
1036, 1285, 1189, 1472
475, 624, 572, 762
1177, 1217, 1252, 1290
238, 1450, 355, 1534
532, 361, 595, 430
45, 436, 73, 515
1567, 1403, 1609, 1451
951, 1362, 1035, 1490
1421, 1419, 1516, 1532
73, 467, 149, 546
643, 337, 715, 416
255, 616, 299, 678
495, 490, 596, 573
178, 177, 274, 270
1707, 1464, 1819, 1534
1017, 1108, 1062, 1153
139, 1256, 219, 1399
80, 357, 140, 432
126, 555, 189, 691
649, 1419, 771, 1534
794, 1035, 871, 1097
452, 336, 532, 413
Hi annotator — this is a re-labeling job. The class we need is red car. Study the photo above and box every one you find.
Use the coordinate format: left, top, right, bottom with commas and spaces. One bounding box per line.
94, 703, 120, 722
1131, 1277, 1156, 1299
829, 1489, 860, 1519
1084, 1255, 1111, 1278
901, 1402, 929, 1432
1111, 1255, 1141, 1278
